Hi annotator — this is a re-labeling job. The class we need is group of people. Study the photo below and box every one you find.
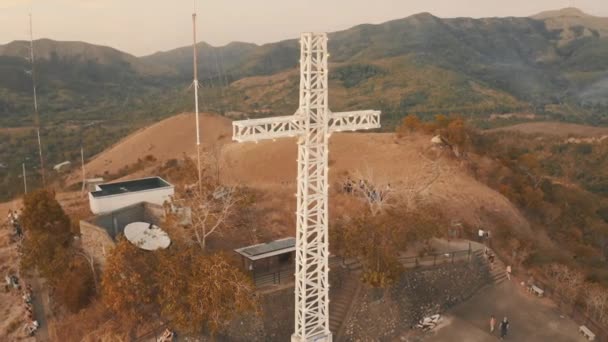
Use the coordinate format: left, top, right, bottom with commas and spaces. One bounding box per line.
484, 247, 495, 266
484, 247, 513, 280
6, 210, 39, 337
7, 209, 23, 241
478, 228, 492, 242
342, 177, 390, 203
490, 315, 510, 339
22, 285, 39, 336
4, 274, 38, 336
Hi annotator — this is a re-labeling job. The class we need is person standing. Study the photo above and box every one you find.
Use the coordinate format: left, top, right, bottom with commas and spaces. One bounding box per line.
500, 317, 509, 339
506, 265, 512, 280
490, 315, 496, 333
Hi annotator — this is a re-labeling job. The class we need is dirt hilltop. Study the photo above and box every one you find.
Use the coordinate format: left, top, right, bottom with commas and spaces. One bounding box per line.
65, 113, 528, 236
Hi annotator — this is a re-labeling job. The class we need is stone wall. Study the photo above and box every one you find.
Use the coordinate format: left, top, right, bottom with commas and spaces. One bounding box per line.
79, 220, 116, 268
79, 202, 165, 267
343, 258, 491, 340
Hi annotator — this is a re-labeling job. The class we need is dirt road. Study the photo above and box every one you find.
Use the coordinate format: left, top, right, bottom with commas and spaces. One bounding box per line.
425, 281, 586, 342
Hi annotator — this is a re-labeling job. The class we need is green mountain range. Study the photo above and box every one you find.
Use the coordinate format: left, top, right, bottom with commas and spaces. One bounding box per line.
141, 7, 608, 122
1, 7, 608, 198
2, 7, 607, 127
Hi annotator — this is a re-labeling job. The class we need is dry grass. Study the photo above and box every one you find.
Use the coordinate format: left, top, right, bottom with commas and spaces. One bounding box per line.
54, 112, 530, 238
488, 122, 608, 137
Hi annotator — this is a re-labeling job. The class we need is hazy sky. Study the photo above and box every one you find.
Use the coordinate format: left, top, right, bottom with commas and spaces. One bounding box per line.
1, 0, 607, 56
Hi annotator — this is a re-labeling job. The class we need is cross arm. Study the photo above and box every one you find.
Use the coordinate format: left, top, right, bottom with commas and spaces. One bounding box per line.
328, 110, 381, 133
232, 114, 304, 143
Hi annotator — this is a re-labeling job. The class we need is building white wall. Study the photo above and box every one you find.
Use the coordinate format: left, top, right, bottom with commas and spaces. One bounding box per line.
89, 186, 174, 215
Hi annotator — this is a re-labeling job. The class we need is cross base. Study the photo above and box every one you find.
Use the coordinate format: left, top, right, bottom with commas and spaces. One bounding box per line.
291, 333, 333, 342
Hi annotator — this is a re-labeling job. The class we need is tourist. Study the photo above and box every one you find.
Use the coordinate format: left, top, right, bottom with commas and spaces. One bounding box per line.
478, 228, 484, 241
500, 317, 509, 339
506, 265, 512, 280
490, 315, 496, 333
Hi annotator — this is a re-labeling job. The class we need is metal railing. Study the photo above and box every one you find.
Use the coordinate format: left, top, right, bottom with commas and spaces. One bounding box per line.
397, 247, 473, 269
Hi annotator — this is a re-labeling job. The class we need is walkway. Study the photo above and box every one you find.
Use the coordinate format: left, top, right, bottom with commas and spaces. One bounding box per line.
425, 280, 586, 342
29, 276, 50, 341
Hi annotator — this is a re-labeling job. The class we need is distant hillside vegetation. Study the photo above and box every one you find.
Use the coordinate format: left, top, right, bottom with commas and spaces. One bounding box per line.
1, 7, 608, 199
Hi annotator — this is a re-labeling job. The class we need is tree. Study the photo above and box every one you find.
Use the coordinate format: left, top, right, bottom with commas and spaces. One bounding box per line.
102, 237, 159, 326
547, 264, 584, 305
20, 189, 73, 284
156, 248, 257, 335
351, 169, 398, 216
21, 188, 71, 237
168, 185, 241, 251
583, 284, 608, 325
396, 114, 421, 136
205, 135, 228, 184
331, 204, 444, 287
54, 257, 96, 313
351, 163, 444, 217
445, 118, 468, 151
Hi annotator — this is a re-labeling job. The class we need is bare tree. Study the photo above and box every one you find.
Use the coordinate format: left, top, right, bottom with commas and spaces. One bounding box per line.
547, 264, 585, 304
204, 134, 229, 184
351, 167, 397, 216
584, 284, 608, 324
74, 249, 98, 294
350, 154, 445, 216
170, 185, 241, 251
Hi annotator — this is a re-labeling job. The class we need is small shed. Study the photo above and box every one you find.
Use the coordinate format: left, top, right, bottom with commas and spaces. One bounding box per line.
235, 237, 296, 287
88, 176, 174, 214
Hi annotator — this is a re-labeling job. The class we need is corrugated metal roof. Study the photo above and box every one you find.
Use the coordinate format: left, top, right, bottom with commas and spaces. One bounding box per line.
235, 237, 295, 261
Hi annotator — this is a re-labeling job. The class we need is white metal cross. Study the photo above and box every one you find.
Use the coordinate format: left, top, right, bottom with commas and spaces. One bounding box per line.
233, 32, 380, 342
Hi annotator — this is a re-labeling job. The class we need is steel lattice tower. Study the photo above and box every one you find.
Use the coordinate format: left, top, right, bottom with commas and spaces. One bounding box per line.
233, 32, 381, 342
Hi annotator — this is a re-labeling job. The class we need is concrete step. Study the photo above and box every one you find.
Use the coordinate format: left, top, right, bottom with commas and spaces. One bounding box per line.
492, 274, 507, 280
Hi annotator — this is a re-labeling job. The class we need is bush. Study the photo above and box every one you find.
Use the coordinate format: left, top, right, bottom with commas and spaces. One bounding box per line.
54, 259, 96, 313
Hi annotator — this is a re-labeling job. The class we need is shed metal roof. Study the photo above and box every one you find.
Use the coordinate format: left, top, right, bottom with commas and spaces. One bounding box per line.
234, 237, 295, 261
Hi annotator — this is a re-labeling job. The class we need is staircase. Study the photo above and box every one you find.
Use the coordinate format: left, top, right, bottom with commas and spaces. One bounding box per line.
474, 249, 508, 285
329, 258, 361, 340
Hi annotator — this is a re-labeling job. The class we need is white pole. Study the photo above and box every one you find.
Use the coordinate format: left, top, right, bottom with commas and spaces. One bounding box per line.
29, 13, 46, 187
81, 145, 86, 194
192, 1, 203, 194
22, 163, 27, 194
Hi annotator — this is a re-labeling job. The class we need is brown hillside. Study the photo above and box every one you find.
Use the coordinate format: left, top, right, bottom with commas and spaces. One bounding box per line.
488, 122, 608, 137
74, 113, 232, 180
66, 113, 528, 237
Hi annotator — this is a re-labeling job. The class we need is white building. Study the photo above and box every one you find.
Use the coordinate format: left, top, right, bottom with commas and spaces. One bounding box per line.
88, 176, 174, 214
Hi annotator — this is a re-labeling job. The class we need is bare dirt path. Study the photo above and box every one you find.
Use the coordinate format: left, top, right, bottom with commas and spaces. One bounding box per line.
28, 276, 50, 342
425, 281, 586, 342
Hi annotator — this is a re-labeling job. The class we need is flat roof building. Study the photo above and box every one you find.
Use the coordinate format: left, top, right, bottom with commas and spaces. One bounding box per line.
235, 237, 296, 288
89, 176, 174, 214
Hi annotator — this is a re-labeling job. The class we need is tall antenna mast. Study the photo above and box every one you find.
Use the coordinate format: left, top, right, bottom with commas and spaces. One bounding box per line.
29, 13, 46, 187
22, 162, 28, 194
81, 145, 86, 194
192, 1, 203, 194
